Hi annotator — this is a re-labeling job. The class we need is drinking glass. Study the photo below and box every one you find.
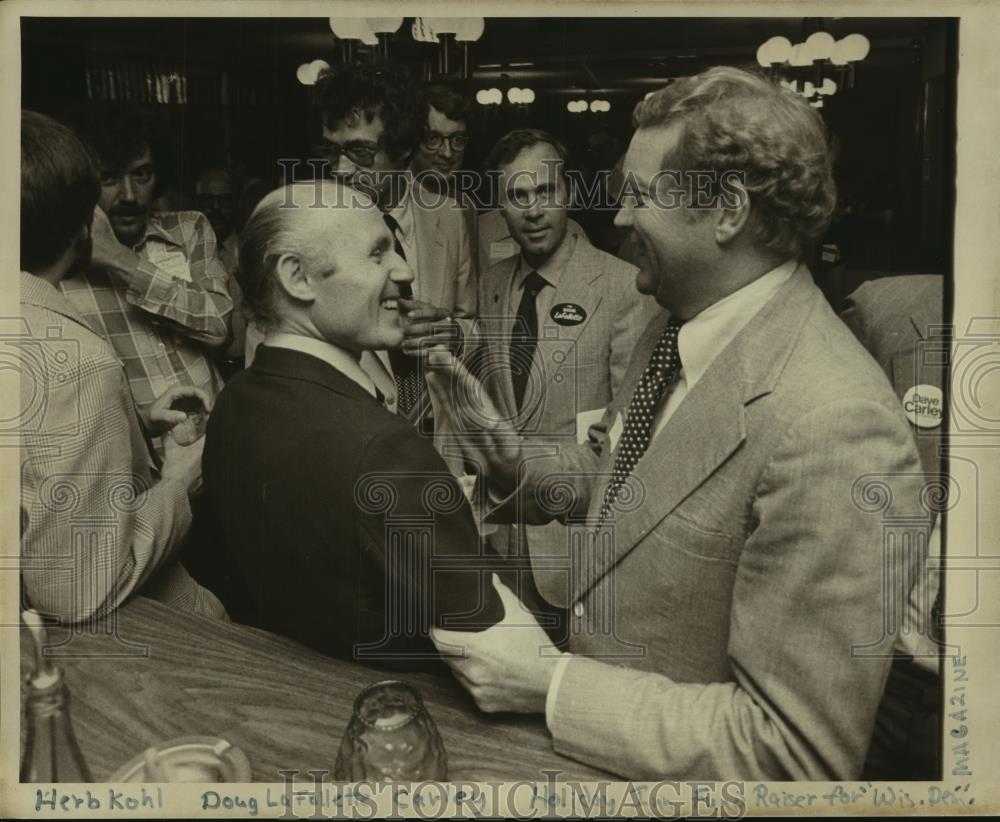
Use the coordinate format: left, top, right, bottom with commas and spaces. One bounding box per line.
334, 681, 447, 781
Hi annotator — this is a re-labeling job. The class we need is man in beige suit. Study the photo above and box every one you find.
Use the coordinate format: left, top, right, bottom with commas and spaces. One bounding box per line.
468, 129, 659, 617
428, 68, 926, 780
842, 275, 946, 779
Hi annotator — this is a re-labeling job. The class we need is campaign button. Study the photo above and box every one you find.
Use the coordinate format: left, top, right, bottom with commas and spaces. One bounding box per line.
902, 384, 944, 428
550, 303, 587, 326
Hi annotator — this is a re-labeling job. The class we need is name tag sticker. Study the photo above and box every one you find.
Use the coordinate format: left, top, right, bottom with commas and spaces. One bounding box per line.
609, 413, 625, 451
490, 240, 517, 260
550, 303, 587, 326
902, 384, 944, 428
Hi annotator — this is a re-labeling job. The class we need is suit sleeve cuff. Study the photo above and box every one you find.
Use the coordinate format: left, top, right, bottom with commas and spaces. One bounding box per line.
544, 652, 574, 730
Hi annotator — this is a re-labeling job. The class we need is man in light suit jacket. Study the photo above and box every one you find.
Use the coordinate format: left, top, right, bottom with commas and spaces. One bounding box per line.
468, 129, 660, 614
842, 275, 947, 779
202, 181, 515, 664
308, 62, 475, 426
842, 275, 946, 478
426, 68, 927, 780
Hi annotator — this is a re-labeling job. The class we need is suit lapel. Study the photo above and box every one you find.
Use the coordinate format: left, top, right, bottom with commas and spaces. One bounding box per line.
360, 350, 396, 395
520, 237, 607, 431
886, 309, 932, 400
584, 351, 747, 592
574, 264, 822, 602
412, 196, 446, 307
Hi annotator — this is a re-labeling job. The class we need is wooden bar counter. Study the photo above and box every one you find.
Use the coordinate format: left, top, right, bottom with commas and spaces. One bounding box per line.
18, 597, 613, 783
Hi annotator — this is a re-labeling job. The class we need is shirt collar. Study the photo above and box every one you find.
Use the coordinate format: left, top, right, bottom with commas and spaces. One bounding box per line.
263, 331, 378, 398
136, 212, 185, 251
515, 225, 579, 291
387, 175, 414, 241
677, 258, 798, 390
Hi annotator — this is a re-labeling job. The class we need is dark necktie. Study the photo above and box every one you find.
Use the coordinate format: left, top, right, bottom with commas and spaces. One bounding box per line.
383, 213, 422, 417
599, 317, 684, 523
383, 212, 407, 261
510, 271, 548, 410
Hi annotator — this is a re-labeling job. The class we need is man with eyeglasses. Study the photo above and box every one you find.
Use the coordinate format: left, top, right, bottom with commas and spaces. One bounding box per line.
60, 106, 232, 440
411, 84, 470, 184
411, 84, 479, 279
303, 64, 475, 429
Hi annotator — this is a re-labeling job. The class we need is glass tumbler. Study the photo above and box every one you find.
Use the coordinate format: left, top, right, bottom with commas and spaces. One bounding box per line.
334, 680, 447, 781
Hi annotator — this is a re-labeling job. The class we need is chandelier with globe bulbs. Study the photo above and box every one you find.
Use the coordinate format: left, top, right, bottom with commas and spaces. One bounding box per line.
757, 31, 870, 109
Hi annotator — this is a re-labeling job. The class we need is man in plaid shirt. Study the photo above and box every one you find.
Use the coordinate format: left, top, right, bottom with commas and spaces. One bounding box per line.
60, 108, 233, 427
19, 110, 225, 621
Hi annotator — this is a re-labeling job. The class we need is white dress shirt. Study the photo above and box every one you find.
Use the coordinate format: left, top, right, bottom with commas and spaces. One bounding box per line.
545, 258, 799, 726
264, 332, 378, 399
653, 258, 798, 437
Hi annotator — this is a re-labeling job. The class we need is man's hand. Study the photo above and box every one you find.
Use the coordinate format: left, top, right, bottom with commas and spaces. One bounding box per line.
424, 350, 522, 494
399, 297, 461, 357
431, 574, 563, 714
146, 385, 213, 436
160, 435, 205, 497
90, 205, 137, 277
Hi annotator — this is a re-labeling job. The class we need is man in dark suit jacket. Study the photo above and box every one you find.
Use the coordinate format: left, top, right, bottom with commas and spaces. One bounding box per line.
202, 180, 506, 665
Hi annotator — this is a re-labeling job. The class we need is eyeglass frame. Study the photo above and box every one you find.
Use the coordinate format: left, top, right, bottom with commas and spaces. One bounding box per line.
311, 139, 383, 169
421, 131, 469, 153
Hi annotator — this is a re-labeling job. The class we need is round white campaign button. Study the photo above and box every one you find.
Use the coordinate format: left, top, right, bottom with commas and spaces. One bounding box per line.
902, 384, 944, 429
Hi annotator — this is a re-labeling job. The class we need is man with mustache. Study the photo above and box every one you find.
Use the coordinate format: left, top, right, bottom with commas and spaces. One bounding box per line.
60, 108, 232, 435
19, 110, 224, 622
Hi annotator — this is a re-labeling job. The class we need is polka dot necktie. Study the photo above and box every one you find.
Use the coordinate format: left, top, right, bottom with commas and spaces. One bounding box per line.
599, 317, 684, 523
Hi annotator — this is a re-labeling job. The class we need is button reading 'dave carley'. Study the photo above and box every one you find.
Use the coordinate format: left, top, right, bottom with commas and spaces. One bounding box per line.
902, 384, 944, 428
550, 303, 587, 326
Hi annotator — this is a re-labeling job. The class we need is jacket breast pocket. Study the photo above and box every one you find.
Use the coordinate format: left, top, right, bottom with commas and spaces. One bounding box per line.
645, 513, 740, 566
